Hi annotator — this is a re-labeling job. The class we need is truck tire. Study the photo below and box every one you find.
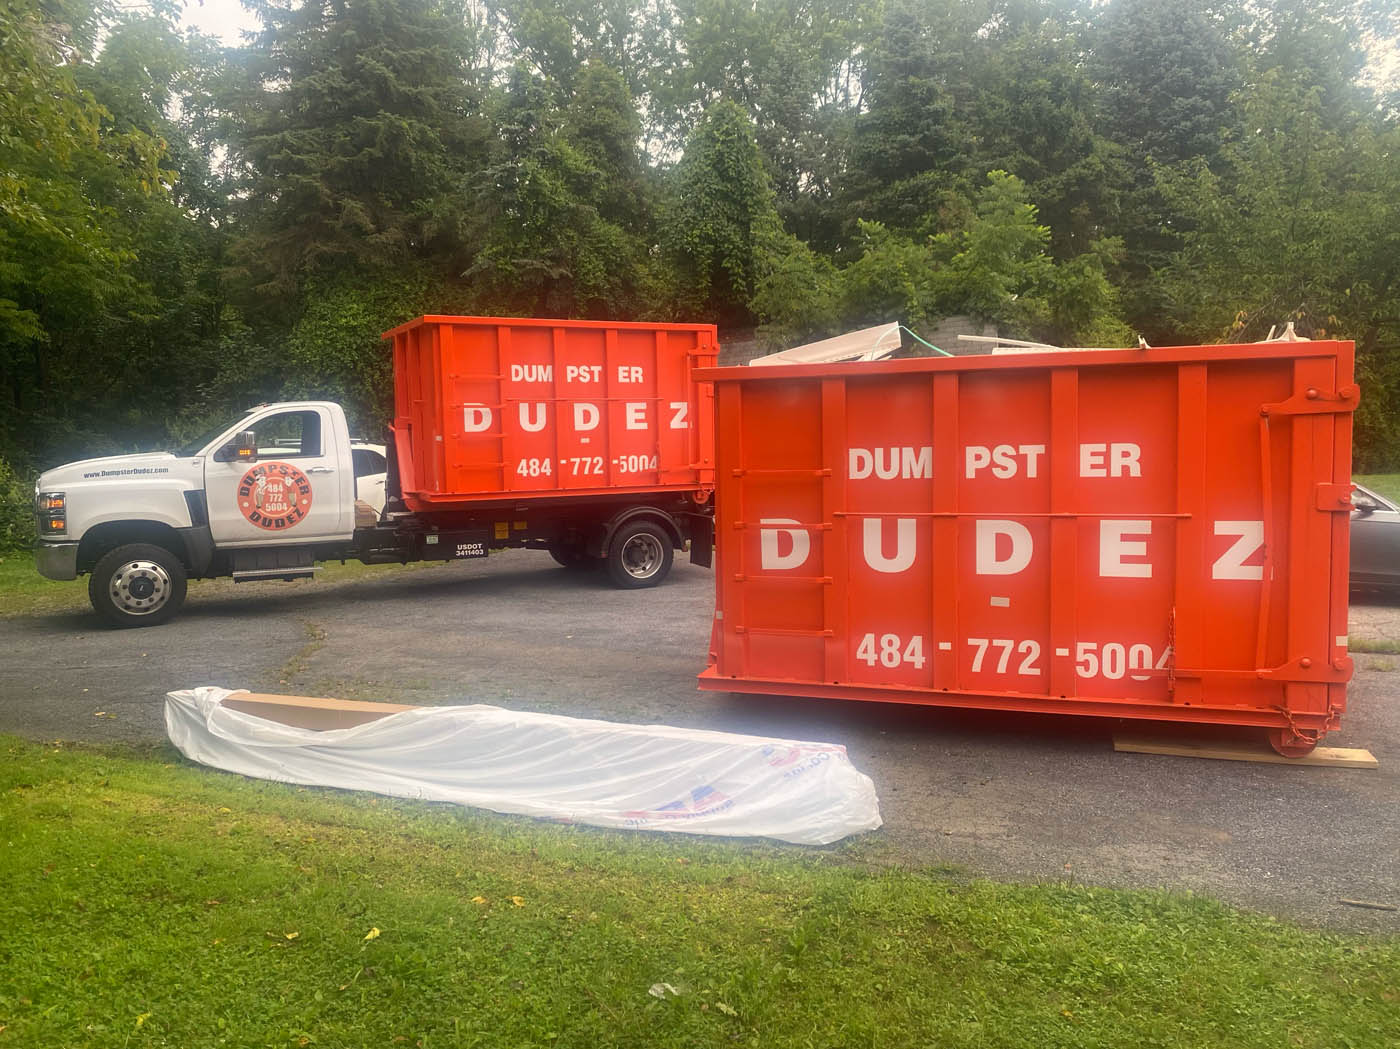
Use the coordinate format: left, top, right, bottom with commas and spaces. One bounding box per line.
88, 543, 188, 628
605, 519, 673, 589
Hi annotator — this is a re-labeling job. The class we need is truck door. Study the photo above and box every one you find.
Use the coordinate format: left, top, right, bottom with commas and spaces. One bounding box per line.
205, 406, 352, 546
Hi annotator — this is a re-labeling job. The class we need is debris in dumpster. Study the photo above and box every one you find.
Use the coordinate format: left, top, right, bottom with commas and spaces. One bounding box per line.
164, 687, 882, 845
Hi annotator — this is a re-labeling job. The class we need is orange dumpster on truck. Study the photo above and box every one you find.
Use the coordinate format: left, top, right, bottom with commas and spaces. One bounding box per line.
697, 340, 1357, 756
376, 315, 719, 587
385, 315, 717, 508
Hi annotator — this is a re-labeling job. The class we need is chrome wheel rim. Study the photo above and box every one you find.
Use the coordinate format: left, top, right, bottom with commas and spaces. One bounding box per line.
621, 534, 664, 579
109, 559, 172, 615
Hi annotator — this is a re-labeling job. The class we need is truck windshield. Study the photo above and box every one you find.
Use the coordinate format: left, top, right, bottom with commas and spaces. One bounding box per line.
174, 418, 249, 457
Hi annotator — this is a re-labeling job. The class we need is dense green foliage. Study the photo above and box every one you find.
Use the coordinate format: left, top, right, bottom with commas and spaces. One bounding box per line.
1, 0, 1397, 509
0, 456, 33, 550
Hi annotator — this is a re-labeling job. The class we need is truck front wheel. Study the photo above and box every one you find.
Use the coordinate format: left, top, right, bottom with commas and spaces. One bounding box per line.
89, 543, 188, 628
605, 520, 673, 589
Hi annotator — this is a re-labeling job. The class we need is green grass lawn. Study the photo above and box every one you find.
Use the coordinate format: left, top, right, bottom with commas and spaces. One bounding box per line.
1355, 474, 1400, 503
1, 738, 1395, 1048
0, 550, 434, 618
0, 550, 83, 616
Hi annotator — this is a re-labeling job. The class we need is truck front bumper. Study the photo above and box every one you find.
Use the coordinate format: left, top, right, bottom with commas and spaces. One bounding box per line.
35, 541, 79, 580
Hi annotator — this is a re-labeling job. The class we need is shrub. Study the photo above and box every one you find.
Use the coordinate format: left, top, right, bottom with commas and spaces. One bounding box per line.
0, 458, 36, 552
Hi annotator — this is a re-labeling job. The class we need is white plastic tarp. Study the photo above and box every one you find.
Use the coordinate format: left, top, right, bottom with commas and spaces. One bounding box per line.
165, 687, 883, 845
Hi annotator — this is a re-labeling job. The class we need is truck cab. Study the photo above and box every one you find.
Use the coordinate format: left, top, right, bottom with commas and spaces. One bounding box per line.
35, 401, 366, 626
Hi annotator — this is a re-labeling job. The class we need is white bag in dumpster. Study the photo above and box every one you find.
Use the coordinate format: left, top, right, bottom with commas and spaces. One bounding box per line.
164, 687, 882, 845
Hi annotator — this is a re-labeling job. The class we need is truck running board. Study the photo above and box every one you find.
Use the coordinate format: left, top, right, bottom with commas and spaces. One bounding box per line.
231, 566, 320, 582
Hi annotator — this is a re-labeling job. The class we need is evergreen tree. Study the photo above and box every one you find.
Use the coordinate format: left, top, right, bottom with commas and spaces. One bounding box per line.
664, 100, 783, 324
840, 0, 979, 233
228, 0, 489, 301
465, 65, 656, 318
1091, 0, 1243, 168
1088, 0, 1245, 331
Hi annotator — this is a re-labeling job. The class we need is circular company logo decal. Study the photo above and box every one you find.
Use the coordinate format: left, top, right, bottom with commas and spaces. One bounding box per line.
237, 462, 314, 530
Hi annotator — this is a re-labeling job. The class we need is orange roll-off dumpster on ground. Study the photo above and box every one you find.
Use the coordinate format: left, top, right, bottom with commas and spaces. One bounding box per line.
696, 340, 1357, 756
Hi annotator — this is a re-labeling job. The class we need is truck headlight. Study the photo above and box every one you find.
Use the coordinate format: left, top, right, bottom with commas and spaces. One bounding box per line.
37, 491, 66, 535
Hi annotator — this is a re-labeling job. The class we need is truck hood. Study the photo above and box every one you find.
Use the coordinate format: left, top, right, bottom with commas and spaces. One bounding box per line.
39, 452, 181, 489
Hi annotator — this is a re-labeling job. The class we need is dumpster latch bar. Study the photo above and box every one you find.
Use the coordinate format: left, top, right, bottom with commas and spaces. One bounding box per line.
1260, 384, 1359, 417
1315, 482, 1354, 511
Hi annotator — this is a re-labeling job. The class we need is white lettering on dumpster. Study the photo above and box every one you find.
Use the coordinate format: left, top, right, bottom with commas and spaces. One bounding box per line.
849, 447, 933, 480
753, 511, 1265, 585
565, 364, 603, 383
464, 399, 670, 434
463, 404, 492, 432
862, 518, 917, 573
574, 403, 600, 431
960, 443, 1142, 479
975, 520, 1033, 575
1079, 442, 1141, 478
510, 364, 552, 382
1099, 520, 1153, 578
964, 444, 1045, 479
1211, 521, 1265, 580
760, 519, 810, 570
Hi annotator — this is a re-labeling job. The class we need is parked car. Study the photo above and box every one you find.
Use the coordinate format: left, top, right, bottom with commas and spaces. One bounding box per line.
1351, 483, 1400, 588
351, 441, 387, 516
269, 436, 386, 515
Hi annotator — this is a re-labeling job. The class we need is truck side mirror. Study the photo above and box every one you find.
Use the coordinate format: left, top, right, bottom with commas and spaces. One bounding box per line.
216, 430, 258, 463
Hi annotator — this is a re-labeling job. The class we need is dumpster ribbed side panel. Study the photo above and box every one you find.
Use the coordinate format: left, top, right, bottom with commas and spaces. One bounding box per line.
698, 342, 1356, 746
383, 316, 717, 508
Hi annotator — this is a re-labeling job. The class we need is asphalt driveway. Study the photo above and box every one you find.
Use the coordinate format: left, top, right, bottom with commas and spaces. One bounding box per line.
1, 551, 1396, 932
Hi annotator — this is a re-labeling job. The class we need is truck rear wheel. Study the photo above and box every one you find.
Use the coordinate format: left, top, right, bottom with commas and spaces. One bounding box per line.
89, 543, 188, 628
605, 520, 673, 589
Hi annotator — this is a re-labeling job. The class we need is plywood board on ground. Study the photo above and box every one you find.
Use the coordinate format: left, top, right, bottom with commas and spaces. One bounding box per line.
1113, 736, 1378, 768
223, 692, 418, 731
